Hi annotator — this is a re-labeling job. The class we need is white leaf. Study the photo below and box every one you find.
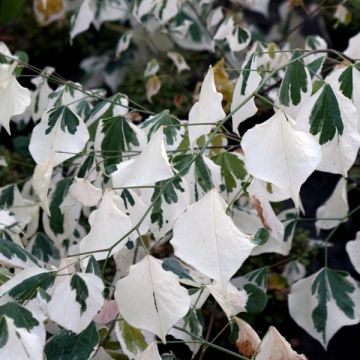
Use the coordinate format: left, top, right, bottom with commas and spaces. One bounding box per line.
207, 282, 247, 319
231, 55, 261, 135
116, 31, 132, 58
69, 177, 102, 207
70, 0, 95, 41
79, 190, 133, 261
344, 31, 360, 60
111, 127, 173, 188
242, 0, 270, 16
345, 232, 360, 274
242, 110, 321, 207
315, 177, 349, 231
0, 63, 31, 134
296, 84, 360, 176
135, 341, 162, 360
207, 7, 223, 30
188, 67, 225, 145
32, 157, 54, 216
29, 109, 89, 167
255, 326, 306, 360
248, 179, 285, 242
234, 317, 261, 358
288, 268, 360, 348
167, 52, 190, 73
171, 189, 255, 289
48, 272, 104, 333
115, 255, 191, 343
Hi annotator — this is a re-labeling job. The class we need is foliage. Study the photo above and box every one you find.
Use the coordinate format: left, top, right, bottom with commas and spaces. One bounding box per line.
0, 1, 360, 359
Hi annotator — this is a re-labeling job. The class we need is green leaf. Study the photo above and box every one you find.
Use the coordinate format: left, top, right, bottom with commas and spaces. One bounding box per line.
30, 232, 60, 263
307, 57, 325, 78
49, 178, 72, 235
240, 54, 255, 96
46, 106, 80, 135
77, 154, 95, 178
14, 50, 28, 77
279, 50, 308, 107
309, 84, 343, 144
85, 256, 101, 277
194, 156, 213, 194
211, 152, 246, 193
0, 0, 24, 24
8, 271, 56, 303
244, 284, 268, 314
45, 321, 99, 360
254, 228, 269, 245
311, 268, 355, 343
0, 316, 8, 349
0, 185, 14, 208
118, 319, 147, 354
338, 66, 353, 99
70, 274, 89, 314
0, 302, 39, 330
101, 116, 140, 167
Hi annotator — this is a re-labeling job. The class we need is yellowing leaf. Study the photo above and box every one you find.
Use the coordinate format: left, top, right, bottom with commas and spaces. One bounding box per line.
146, 75, 161, 103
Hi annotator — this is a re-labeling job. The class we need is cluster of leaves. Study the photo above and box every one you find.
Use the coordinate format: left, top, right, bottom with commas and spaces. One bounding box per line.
1, 1, 360, 359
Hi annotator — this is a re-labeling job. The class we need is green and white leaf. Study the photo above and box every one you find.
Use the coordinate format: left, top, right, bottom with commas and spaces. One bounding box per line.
0, 267, 54, 305
141, 110, 184, 151
115, 255, 191, 343
29, 106, 89, 167
231, 54, 261, 135
304, 35, 327, 77
0, 184, 37, 229
48, 273, 104, 333
211, 152, 247, 195
27, 232, 61, 264
296, 83, 360, 175
30, 67, 53, 121
146, 177, 190, 240
115, 319, 149, 359
0, 237, 40, 269
0, 316, 44, 360
278, 50, 312, 118
289, 268, 360, 348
